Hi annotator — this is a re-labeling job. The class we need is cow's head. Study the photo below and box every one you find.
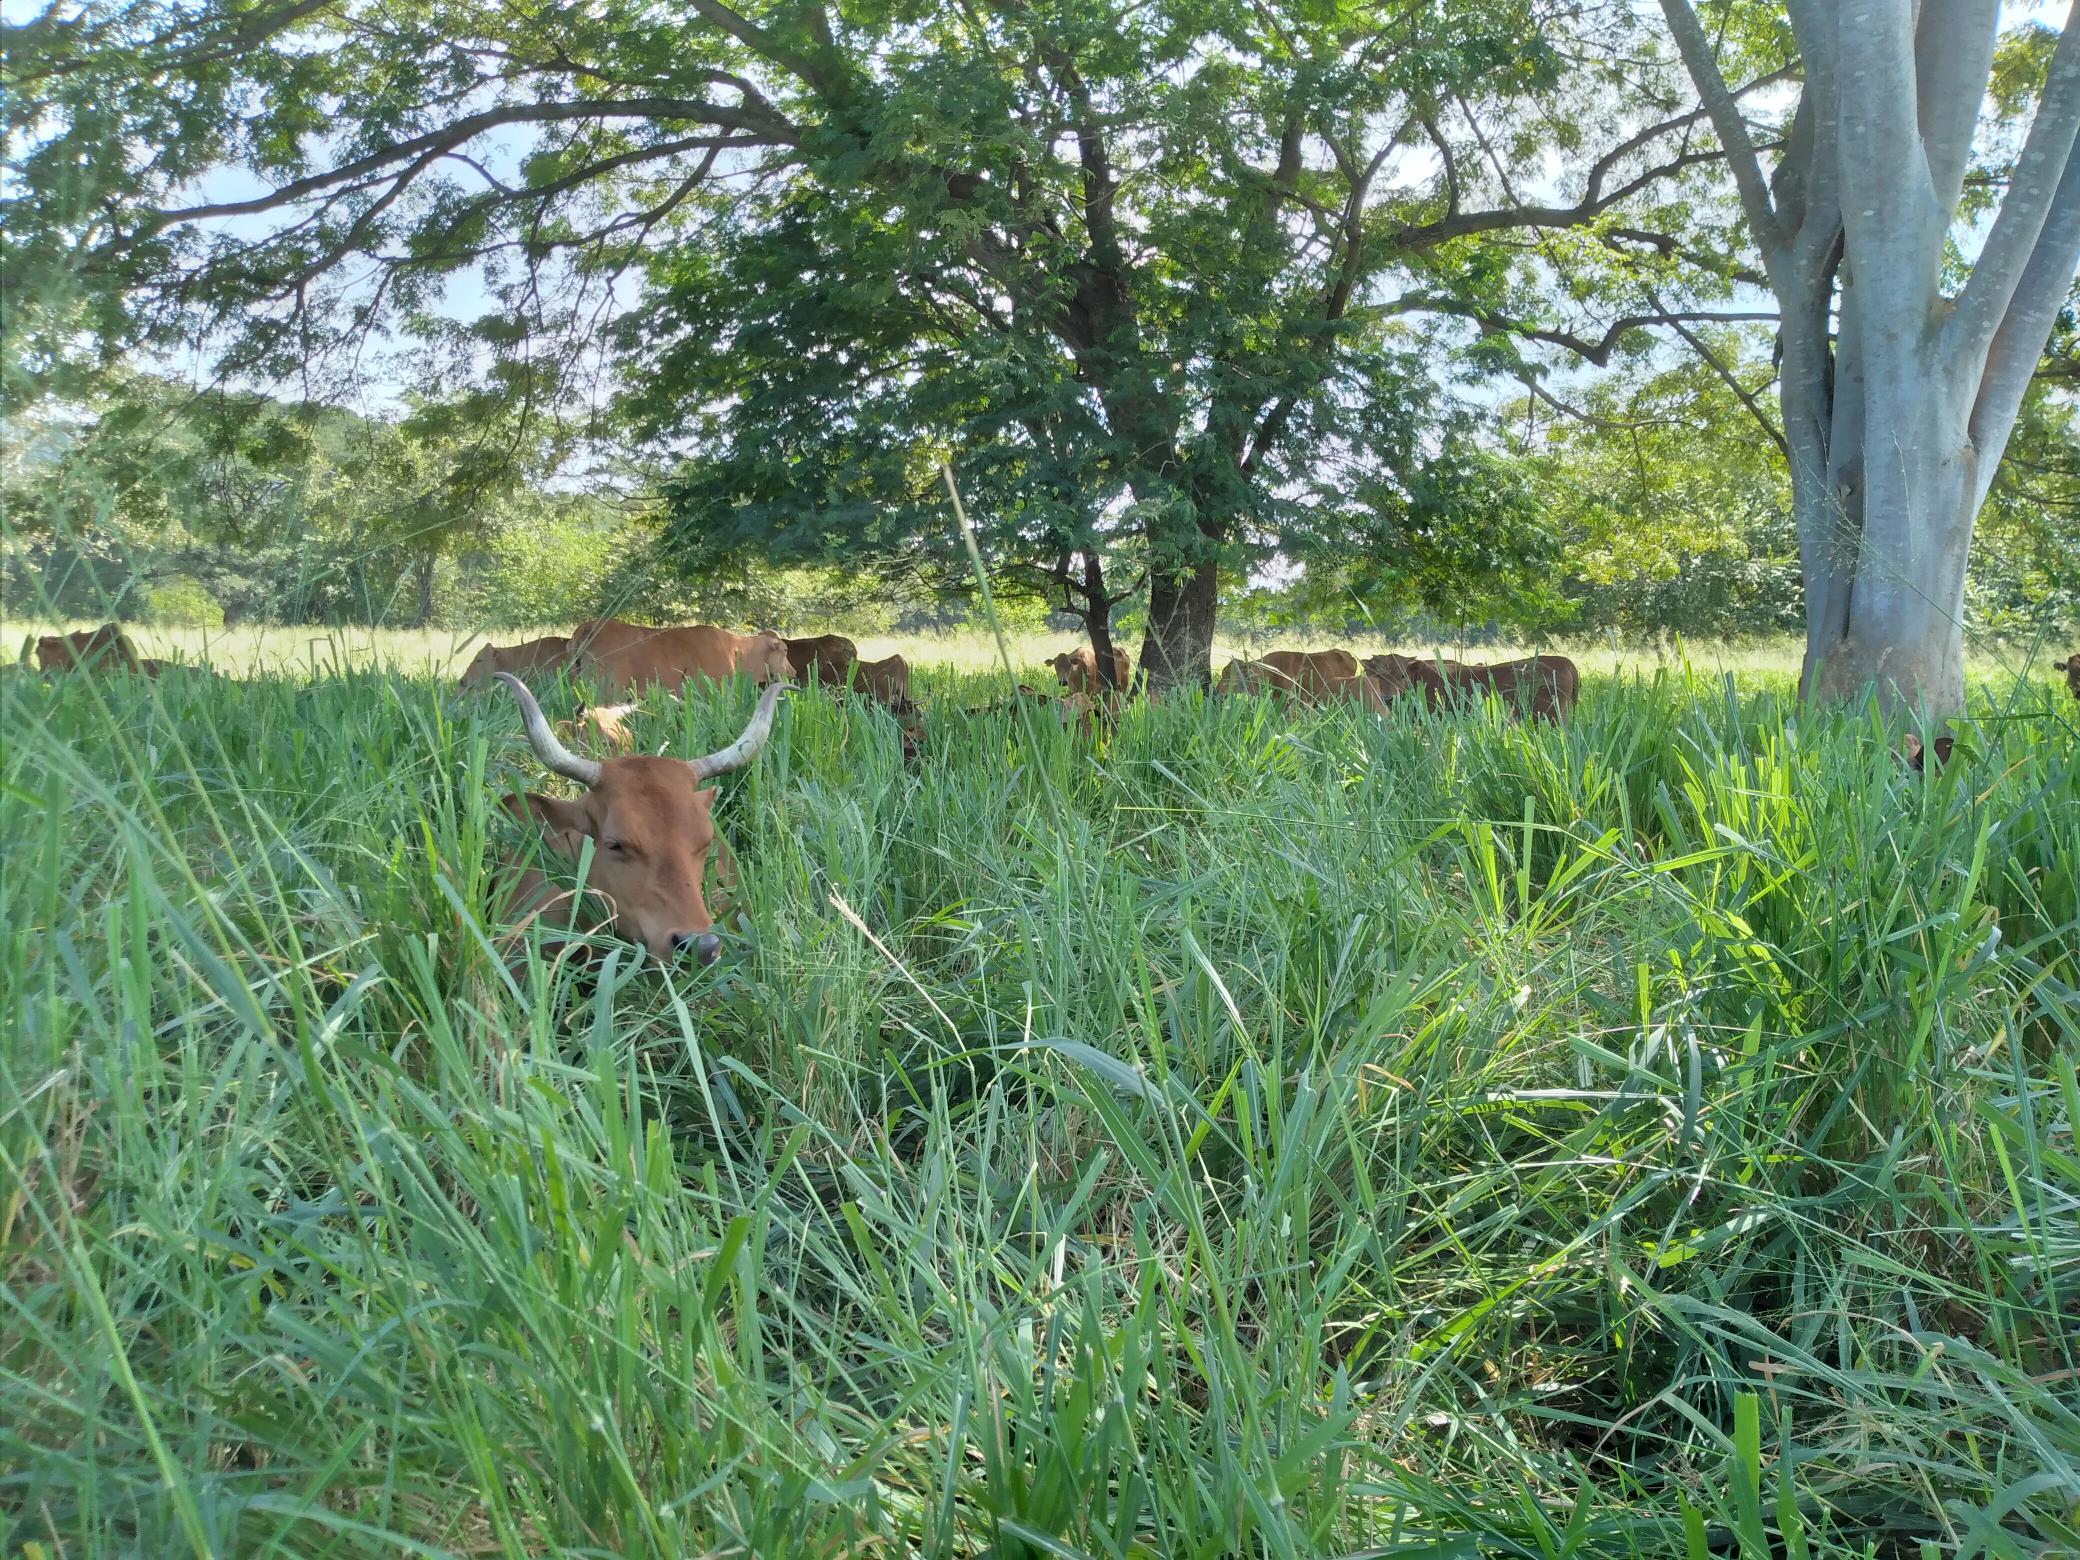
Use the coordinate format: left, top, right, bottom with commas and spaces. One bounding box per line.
496, 672, 787, 963
1363, 654, 1416, 702
1048, 649, 1090, 694
2065, 652, 2080, 701
746, 629, 792, 685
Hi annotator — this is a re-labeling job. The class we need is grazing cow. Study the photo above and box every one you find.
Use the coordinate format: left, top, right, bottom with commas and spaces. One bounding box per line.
562, 702, 639, 754
1260, 648, 1363, 702
784, 633, 859, 687
571, 618, 792, 696
1365, 652, 1475, 708
1900, 730, 1955, 775
1050, 644, 1131, 696
1376, 653, 1578, 721
1215, 658, 1286, 697
1220, 649, 1379, 709
458, 635, 572, 691
1215, 658, 1298, 697
494, 673, 787, 963
34, 623, 152, 676
1364, 653, 1425, 702
1455, 655, 1579, 721
2065, 652, 2080, 701
853, 652, 911, 708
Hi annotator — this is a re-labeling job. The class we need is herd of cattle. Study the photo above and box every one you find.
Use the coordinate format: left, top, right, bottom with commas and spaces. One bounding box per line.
21, 619, 2080, 964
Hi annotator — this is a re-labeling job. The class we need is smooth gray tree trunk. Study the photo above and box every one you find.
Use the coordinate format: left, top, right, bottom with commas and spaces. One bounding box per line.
1664, 0, 2080, 715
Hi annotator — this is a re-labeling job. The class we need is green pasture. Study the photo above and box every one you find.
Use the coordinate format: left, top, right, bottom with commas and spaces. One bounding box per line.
2, 647, 2076, 1556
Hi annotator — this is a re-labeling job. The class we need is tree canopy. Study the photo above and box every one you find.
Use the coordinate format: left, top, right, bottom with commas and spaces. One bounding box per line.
5, 0, 2073, 687
5, 0, 1805, 681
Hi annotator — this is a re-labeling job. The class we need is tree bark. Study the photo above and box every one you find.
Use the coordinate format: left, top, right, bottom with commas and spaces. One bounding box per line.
1081, 550, 1125, 692
1661, 0, 2080, 717
1805, 356, 1975, 706
412, 550, 437, 629
1138, 560, 1218, 693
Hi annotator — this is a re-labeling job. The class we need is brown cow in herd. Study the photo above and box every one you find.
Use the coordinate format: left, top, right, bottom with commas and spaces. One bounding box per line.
31, 623, 169, 677
571, 619, 791, 696
1365, 652, 1579, 722
784, 633, 859, 687
852, 653, 912, 710
458, 634, 573, 691
1218, 648, 1382, 710
1050, 645, 1131, 696
494, 673, 788, 963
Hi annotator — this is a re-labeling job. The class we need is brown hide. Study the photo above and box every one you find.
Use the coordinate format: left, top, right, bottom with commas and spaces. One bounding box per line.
459, 635, 572, 690
1372, 653, 1578, 721
784, 633, 859, 686
1258, 648, 1361, 703
854, 653, 911, 707
35, 624, 146, 675
572, 619, 791, 696
2065, 652, 2080, 701
1049, 644, 1131, 695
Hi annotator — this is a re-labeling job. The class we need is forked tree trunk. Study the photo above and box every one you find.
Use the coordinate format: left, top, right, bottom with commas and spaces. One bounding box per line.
1663, 0, 2080, 717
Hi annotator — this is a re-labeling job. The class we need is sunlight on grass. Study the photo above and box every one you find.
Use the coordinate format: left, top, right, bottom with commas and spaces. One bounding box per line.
3, 640, 2075, 1555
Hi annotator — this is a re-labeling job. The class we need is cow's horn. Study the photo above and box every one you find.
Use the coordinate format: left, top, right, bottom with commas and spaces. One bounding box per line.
688, 681, 791, 780
495, 672, 601, 785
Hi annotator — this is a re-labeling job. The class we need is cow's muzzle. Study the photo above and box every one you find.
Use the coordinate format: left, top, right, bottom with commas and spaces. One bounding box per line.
672, 930, 723, 964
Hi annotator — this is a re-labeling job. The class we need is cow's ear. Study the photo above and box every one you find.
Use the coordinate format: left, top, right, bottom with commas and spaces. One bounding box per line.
505, 790, 594, 850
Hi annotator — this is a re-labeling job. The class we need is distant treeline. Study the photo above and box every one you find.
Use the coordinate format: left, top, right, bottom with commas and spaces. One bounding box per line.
5, 362, 2074, 645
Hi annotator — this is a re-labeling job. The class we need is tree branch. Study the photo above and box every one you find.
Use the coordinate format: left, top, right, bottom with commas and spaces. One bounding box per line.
1390, 145, 1735, 249
1423, 302, 1781, 364
1915, 0, 2002, 221
1971, 148, 2080, 459
1835, 0, 1940, 266
123, 98, 795, 241
1649, 290, 1788, 457
1658, 0, 1784, 252
1948, 3, 2080, 363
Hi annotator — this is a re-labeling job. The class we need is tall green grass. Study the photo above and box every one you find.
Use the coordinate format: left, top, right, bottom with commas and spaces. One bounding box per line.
3, 654, 2076, 1556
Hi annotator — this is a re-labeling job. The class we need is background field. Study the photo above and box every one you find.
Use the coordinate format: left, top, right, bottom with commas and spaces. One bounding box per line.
12, 618, 2065, 689
3, 645, 2077, 1556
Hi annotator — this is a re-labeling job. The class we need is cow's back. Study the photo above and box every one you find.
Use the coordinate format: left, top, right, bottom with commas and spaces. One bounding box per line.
37, 623, 142, 674
1261, 648, 1360, 702
786, 633, 859, 685
1480, 655, 1579, 720
579, 621, 758, 694
857, 653, 910, 705
1433, 654, 1578, 720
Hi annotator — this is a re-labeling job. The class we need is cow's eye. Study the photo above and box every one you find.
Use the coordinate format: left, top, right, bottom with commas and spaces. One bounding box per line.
603, 838, 628, 855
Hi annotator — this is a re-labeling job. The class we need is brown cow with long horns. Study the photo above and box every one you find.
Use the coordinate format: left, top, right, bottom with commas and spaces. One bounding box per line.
494, 673, 788, 964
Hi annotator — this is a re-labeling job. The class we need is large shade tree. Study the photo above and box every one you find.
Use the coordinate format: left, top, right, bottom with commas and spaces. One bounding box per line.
1657, 0, 2080, 713
5, 0, 1782, 684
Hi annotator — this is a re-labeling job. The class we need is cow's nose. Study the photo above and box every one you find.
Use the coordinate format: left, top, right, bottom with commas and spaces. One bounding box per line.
672, 931, 723, 964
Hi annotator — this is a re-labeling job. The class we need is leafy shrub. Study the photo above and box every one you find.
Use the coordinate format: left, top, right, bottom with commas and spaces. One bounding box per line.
141, 573, 224, 626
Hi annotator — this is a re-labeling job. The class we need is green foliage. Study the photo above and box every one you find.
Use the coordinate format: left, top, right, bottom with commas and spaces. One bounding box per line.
140, 574, 224, 626
4, 652, 2076, 1553
2, 373, 637, 629
4, 0, 1761, 665
1503, 334, 2080, 643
